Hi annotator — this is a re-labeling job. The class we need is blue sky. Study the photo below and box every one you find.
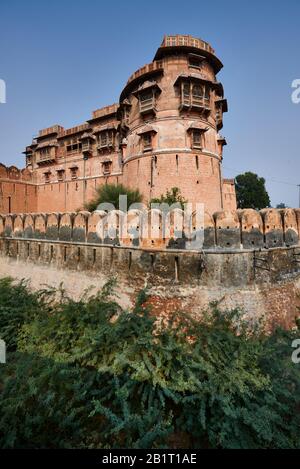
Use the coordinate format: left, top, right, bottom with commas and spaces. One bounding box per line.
0, 0, 299, 207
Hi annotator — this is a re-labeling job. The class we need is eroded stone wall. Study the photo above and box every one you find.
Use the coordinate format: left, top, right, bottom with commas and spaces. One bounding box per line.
0, 207, 300, 328
0, 208, 299, 250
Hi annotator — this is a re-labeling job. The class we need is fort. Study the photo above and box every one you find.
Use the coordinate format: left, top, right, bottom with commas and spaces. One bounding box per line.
1, 35, 299, 327
0, 35, 236, 214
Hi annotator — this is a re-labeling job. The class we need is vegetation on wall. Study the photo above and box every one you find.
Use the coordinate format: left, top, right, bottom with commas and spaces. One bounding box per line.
150, 187, 187, 209
235, 172, 271, 210
84, 183, 143, 212
0, 277, 300, 449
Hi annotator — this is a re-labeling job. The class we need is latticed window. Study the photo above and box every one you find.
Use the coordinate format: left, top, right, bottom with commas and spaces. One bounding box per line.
180, 81, 210, 111
66, 138, 82, 153
182, 83, 191, 107
98, 131, 114, 149
204, 86, 210, 106
142, 133, 152, 151
40, 147, 50, 159
192, 84, 203, 106
215, 103, 222, 123
139, 90, 154, 114
192, 130, 202, 149
82, 140, 92, 152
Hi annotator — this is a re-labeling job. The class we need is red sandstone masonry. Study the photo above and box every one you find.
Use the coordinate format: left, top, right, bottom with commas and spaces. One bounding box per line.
0, 35, 236, 215
0, 208, 299, 251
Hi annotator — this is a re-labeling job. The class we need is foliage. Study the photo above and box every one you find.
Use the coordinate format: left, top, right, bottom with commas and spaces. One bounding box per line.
150, 187, 187, 209
0, 278, 300, 448
0, 277, 54, 352
235, 172, 271, 210
84, 183, 143, 212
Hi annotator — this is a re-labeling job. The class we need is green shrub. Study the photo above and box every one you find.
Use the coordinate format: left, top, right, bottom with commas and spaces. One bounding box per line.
84, 183, 142, 212
150, 187, 187, 209
0, 278, 299, 448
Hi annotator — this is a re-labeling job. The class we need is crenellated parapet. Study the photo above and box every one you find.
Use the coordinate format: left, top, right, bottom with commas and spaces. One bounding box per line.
1, 208, 299, 251
0, 163, 33, 182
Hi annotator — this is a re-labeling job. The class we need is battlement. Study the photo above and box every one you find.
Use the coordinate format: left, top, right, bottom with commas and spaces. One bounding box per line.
1, 207, 300, 327
1, 208, 299, 251
0, 163, 33, 182
38, 125, 64, 138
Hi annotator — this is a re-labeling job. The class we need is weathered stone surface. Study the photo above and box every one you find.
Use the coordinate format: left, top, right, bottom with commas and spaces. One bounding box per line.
0, 239, 299, 329
261, 209, 284, 248
239, 209, 264, 249
34, 214, 46, 239
214, 210, 240, 249
13, 214, 24, 238
24, 214, 35, 239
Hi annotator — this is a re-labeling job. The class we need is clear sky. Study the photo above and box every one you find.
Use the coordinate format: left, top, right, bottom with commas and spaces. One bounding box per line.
0, 0, 299, 207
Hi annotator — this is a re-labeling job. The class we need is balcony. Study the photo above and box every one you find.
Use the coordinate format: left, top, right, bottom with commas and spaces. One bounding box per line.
139, 96, 156, 114
36, 152, 56, 165
82, 141, 93, 153
180, 96, 211, 114
97, 142, 114, 151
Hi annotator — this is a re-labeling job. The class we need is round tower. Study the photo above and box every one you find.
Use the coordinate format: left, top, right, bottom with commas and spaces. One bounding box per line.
119, 34, 229, 213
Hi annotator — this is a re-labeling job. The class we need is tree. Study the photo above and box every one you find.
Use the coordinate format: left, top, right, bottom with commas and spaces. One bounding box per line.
150, 187, 187, 209
276, 203, 288, 209
85, 183, 142, 212
235, 172, 270, 210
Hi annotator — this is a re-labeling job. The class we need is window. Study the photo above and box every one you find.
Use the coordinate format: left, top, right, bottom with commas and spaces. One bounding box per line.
182, 83, 190, 107
166, 36, 177, 46
44, 172, 51, 183
122, 106, 130, 125
57, 169, 65, 181
189, 55, 203, 69
192, 84, 203, 106
142, 133, 152, 152
204, 86, 210, 106
180, 81, 210, 111
26, 154, 32, 166
139, 90, 154, 114
192, 130, 202, 149
178, 36, 188, 46
102, 161, 112, 175
82, 140, 92, 153
40, 147, 50, 160
66, 138, 82, 153
70, 167, 78, 179
215, 103, 223, 126
98, 131, 114, 149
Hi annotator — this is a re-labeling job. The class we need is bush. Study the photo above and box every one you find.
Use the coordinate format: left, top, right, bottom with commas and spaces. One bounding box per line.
150, 187, 187, 209
84, 183, 142, 212
0, 278, 299, 448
